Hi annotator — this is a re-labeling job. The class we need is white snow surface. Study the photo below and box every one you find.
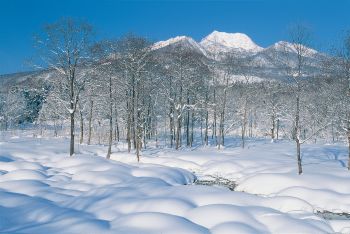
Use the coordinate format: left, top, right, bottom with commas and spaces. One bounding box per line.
267, 41, 318, 55
152, 36, 208, 56
1, 136, 350, 233
200, 31, 263, 53
152, 36, 193, 50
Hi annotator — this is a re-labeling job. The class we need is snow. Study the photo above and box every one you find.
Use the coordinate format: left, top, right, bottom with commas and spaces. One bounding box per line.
117, 141, 350, 214
268, 41, 318, 55
152, 36, 208, 56
151, 31, 265, 58
1, 136, 350, 233
200, 30, 263, 53
152, 36, 192, 50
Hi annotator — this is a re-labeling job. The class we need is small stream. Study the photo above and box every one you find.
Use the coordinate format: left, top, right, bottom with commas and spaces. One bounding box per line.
194, 176, 236, 191
193, 175, 350, 221
316, 211, 350, 220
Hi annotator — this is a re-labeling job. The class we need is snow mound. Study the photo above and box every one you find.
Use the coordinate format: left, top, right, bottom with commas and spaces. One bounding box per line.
0, 137, 347, 233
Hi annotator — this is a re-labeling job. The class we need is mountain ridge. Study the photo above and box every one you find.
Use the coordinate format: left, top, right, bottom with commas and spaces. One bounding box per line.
152, 30, 319, 59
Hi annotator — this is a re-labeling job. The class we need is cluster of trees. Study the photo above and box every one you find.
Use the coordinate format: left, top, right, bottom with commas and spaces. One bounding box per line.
1, 18, 349, 174
0, 86, 47, 130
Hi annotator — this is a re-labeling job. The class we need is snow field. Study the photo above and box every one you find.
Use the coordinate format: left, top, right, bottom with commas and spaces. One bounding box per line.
0, 137, 349, 233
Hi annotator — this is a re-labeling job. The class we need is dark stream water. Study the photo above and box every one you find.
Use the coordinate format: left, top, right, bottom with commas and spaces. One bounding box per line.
316, 211, 350, 220
194, 176, 236, 191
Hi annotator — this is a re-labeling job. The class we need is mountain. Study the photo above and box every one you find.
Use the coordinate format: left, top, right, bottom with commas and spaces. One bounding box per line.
152, 31, 264, 57
249, 40, 322, 69
153, 31, 320, 62
200, 30, 263, 54
151, 31, 323, 81
152, 36, 208, 56
265, 41, 318, 55
0, 70, 50, 92
0, 31, 325, 89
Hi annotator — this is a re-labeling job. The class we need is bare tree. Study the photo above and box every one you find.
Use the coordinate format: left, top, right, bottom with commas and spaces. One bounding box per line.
329, 31, 350, 169
261, 81, 285, 142
281, 24, 314, 174
105, 34, 153, 161
340, 32, 350, 169
35, 18, 94, 156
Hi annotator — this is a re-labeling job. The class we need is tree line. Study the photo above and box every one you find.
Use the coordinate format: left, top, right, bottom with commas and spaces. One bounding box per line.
0, 18, 349, 174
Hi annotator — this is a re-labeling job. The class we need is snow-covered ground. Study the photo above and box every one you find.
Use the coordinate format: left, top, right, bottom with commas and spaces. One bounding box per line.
1, 135, 350, 233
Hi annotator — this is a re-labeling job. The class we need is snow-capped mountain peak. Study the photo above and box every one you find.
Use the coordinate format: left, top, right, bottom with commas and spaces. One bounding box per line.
152, 36, 207, 55
200, 30, 263, 53
268, 41, 318, 55
152, 36, 192, 50
269, 41, 296, 52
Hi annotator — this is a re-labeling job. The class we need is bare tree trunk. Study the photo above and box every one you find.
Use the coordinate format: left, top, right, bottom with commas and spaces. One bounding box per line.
219, 79, 228, 149
136, 113, 142, 162
271, 111, 276, 142
200, 115, 203, 144
69, 76, 75, 156
79, 110, 84, 144
331, 121, 335, 143
176, 85, 183, 150
106, 115, 112, 159
253, 110, 257, 137
218, 110, 225, 149
87, 100, 93, 145
155, 118, 158, 147
136, 96, 141, 162
249, 112, 253, 138
213, 89, 217, 143
176, 113, 181, 150
220, 108, 226, 147
4, 117, 8, 131
127, 123, 131, 152
297, 138, 302, 174
347, 116, 350, 170
169, 104, 174, 148
186, 92, 190, 146
70, 112, 75, 156
221, 113, 225, 146
169, 77, 174, 148
114, 103, 120, 142
106, 76, 113, 159
241, 101, 248, 149
205, 109, 209, 146
190, 111, 194, 147
348, 132, 350, 170
146, 103, 152, 140
295, 94, 302, 174
204, 88, 209, 145
135, 78, 142, 162
132, 76, 137, 150
143, 119, 147, 150
98, 120, 101, 145
127, 93, 131, 153
53, 120, 58, 137
114, 103, 117, 142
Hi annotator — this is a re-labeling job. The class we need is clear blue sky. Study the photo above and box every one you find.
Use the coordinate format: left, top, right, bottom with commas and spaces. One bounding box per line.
0, 0, 349, 75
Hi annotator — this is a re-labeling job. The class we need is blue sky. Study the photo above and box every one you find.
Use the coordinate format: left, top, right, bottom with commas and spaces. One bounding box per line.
0, 0, 349, 75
